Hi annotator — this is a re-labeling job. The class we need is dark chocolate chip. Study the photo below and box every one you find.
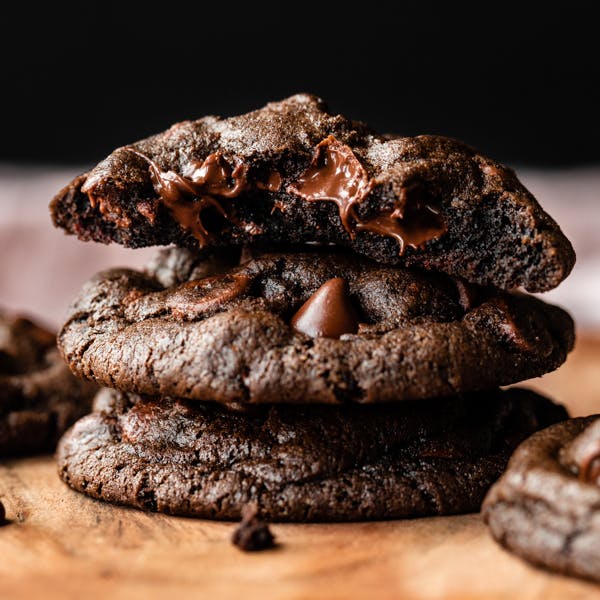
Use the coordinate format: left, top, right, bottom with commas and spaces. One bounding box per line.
290, 277, 359, 339
231, 504, 275, 552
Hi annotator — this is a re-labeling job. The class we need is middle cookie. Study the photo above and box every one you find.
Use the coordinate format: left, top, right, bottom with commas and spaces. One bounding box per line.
58, 248, 574, 405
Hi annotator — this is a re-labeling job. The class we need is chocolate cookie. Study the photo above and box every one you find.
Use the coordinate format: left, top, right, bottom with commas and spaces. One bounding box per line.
50, 94, 574, 292
483, 417, 600, 582
57, 387, 567, 521
0, 310, 96, 456
58, 248, 574, 405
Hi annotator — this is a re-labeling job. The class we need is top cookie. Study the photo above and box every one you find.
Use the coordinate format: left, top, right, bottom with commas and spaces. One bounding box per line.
50, 94, 574, 292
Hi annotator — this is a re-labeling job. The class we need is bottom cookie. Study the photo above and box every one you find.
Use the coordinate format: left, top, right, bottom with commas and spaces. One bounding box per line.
483, 416, 600, 582
57, 388, 566, 522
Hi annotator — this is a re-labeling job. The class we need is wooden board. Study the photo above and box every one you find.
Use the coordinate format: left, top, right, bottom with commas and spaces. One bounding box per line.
1, 336, 600, 600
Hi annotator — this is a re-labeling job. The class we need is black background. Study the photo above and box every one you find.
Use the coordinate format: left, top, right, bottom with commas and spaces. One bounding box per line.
2, 2, 598, 166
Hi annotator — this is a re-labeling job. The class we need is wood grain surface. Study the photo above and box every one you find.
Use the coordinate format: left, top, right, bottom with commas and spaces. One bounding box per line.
1, 335, 599, 600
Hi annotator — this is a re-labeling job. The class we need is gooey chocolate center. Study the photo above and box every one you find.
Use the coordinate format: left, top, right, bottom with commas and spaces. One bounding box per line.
287, 135, 373, 233
288, 136, 446, 253
127, 135, 446, 254
129, 149, 281, 246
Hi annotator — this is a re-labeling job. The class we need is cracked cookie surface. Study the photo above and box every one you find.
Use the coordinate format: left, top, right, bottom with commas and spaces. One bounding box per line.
58, 248, 574, 405
57, 387, 567, 521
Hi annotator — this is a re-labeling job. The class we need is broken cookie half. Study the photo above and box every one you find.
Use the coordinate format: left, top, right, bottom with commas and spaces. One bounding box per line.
50, 94, 574, 292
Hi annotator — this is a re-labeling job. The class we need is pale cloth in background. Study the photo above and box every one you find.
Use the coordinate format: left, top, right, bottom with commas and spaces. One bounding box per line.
0, 164, 598, 329
0, 164, 154, 328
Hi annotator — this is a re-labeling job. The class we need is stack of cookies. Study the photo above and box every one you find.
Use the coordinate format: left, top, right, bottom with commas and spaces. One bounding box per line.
50, 95, 575, 522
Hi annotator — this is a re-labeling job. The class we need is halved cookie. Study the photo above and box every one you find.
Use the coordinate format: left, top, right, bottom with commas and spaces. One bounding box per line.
50, 94, 574, 292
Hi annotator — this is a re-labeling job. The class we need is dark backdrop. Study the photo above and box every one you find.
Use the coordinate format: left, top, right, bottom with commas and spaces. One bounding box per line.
2, 2, 598, 166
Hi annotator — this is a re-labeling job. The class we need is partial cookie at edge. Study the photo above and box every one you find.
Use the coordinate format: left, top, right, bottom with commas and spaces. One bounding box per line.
483, 416, 600, 582
0, 311, 96, 456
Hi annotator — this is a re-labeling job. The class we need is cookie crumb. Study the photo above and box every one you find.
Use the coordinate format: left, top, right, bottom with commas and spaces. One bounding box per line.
232, 504, 275, 552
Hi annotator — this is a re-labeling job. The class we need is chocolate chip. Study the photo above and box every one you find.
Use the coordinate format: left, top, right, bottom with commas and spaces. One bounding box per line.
290, 277, 359, 339
559, 420, 600, 484
232, 504, 275, 552
0, 500, 6, 524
